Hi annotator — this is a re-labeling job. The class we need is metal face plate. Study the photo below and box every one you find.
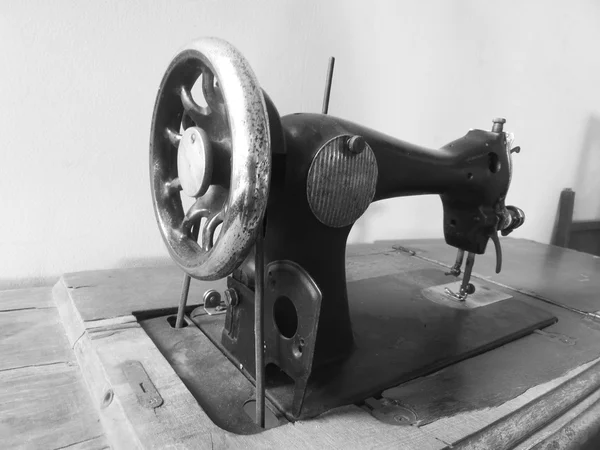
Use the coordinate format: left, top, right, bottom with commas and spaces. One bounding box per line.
264, 260, 323, 417
307, 135, 378, 228
422, 280, 512, 309
190, 267, 555, 423
122, 360, 164, 409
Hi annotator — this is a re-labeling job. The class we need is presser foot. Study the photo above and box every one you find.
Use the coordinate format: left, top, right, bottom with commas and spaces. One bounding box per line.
444, 283, 476, 302
444, 250, 476, 301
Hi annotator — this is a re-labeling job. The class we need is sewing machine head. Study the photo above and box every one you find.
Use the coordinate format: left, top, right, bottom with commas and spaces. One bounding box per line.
149, 37, 525, 426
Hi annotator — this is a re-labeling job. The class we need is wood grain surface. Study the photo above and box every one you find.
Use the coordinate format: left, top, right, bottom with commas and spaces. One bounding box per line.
516, 387, 600, 449
0, 288, 108, 450
0, 287, 54, 312
447, 358, 600, 449
0, 363, 108, 450
0, 308, 74, 371
396, 237, 600, 312
53, 264, 452, 449
62, 266, 226, 321
50, 238, 600, 448
383, 297, 600, 425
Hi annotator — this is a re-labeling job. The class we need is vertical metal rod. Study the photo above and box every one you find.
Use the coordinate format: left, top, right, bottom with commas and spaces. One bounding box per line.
321, 57, 335, 114
175, 274, 191, 328
254, 221, 266, 427
175, 224, 199, 328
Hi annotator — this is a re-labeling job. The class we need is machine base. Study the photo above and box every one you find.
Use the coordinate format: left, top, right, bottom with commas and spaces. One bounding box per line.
141, 266, 555, 433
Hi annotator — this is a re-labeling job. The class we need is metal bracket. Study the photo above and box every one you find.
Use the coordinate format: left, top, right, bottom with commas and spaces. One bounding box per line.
122, 360, 163, 409
264, 260, 323, 418
203, 289, 227, 315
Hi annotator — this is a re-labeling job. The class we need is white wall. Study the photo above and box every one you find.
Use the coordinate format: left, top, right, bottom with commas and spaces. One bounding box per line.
1, 1, 600, 288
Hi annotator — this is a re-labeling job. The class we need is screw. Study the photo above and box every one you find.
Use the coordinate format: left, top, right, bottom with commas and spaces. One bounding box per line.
492, 118, 506, 133
346, 135, 367, 154
223, 288, 239, 307
101, 389, 114, 409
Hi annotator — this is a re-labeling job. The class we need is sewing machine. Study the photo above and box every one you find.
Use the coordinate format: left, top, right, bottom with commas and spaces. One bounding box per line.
146, 37, 546, 434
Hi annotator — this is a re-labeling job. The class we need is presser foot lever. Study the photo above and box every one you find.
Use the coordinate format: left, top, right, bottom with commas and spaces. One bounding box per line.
445, 249, 465, 277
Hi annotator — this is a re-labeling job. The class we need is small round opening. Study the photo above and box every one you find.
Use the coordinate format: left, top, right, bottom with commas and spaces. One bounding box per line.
488, 153, 501, 173
242, 399, 280, 429
101, 389, 114, 409
273, 296, 298, 338
467, 172, 473, 180
449, 219, 457, 227
167, 315, 188, 329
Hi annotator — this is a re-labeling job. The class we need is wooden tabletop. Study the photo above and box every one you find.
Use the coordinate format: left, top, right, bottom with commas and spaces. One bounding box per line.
0, 287, 109, 449
398, 237, 600, 313
7, 237, 600, 449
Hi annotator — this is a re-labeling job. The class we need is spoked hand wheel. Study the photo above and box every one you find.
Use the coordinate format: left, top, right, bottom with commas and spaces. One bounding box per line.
150, 38, 271, 280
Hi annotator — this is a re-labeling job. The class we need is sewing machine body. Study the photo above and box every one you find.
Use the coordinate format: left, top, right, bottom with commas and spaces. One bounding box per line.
200, 112, 524, 421
145, 37, 546, 433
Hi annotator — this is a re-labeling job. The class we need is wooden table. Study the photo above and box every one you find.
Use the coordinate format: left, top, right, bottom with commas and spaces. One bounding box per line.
6, 238, 600, 449
0, 287, 109, 449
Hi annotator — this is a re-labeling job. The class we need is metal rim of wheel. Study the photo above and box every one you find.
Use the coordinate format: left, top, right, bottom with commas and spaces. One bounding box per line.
150, 37, 271, 280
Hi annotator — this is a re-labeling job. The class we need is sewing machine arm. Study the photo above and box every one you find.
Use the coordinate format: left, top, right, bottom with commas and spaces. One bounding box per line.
279, 113, 520, 256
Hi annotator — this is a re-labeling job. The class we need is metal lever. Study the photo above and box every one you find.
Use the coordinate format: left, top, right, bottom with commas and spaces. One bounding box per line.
445, 249, 465, 277
175, 223, 200, 328
491, 232, 502, 274
491, 204, 526, 275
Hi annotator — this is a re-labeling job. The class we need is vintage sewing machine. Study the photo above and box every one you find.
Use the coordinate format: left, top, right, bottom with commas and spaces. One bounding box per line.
146, 37, 543, 434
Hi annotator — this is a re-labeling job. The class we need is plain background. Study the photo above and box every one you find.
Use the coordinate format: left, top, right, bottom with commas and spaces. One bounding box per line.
1, 0, 600, 288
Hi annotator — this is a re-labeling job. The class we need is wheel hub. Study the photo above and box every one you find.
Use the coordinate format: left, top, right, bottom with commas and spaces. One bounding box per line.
177, 127, 213, 198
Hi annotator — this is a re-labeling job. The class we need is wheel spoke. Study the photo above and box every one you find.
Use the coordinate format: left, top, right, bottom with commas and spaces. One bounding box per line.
201, 211, 224, 251
181, 199, 210, 237
180, 86, 210, 126
201, 67, 223, 110
164, 128, 182, 147
180, 185, 227, 247
165, 177, 182, 195
181, 112, 195, 131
